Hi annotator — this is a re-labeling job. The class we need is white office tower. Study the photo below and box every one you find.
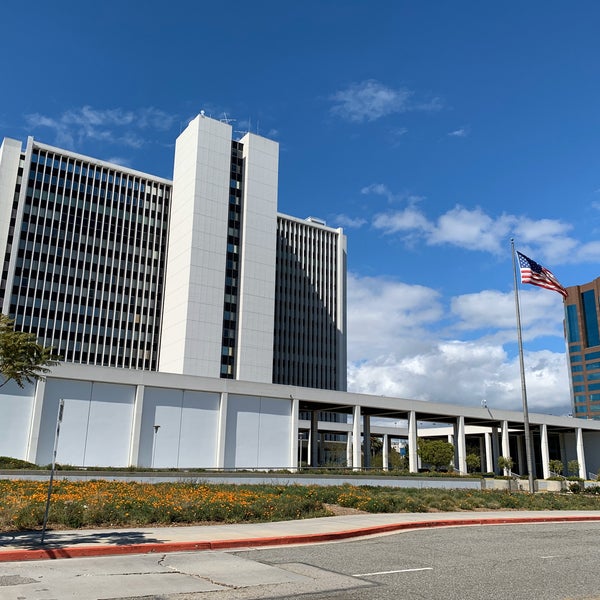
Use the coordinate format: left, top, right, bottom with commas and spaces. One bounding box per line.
0, 137, 171, 370
0, 113, 347, 391
159, 115, 279, 383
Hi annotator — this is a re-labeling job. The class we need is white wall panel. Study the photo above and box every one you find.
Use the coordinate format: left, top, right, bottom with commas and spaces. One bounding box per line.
36, 380, 135, 467
224, 394, 291, 469
224, 394, 260, 468
83, 383, 135, 467
178, 391, 220, 468
40, 379, 92, 466
141, 387, 220, 468
257, 397, 291, 467
0, 381, 35, 460
141, 387, 184, 468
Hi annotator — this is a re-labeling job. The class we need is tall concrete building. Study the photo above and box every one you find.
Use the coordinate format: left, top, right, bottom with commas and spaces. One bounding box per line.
0, 113, 347, 390
564, 277, 600, 419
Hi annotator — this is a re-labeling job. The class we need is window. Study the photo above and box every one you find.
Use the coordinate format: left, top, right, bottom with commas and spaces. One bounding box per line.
582, 290, 600, 347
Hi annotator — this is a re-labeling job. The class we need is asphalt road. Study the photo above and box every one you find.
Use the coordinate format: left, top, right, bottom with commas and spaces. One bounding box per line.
2, 522, 599, 600
237, 521, 600, 600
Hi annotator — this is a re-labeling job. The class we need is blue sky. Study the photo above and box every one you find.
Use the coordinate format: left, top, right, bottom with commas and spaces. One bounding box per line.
2, 1, 600, 415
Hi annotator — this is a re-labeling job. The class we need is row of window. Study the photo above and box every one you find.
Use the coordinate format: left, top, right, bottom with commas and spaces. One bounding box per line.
31, 151, 169, 195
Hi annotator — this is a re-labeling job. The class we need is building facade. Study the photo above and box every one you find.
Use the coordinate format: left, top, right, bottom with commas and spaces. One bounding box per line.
0, 113, 347, 390
2, 362, 599, 477
565, 277, 600, 419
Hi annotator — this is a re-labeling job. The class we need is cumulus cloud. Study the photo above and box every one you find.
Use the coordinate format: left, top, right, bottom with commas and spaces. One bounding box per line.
25, 106, 177, 150
330, 79, 442, 123
448, 127, 469, 137
334, 214, 367, 229
346, 273, 571, 415
361, 188, 600, 264
450, 288, 565, 344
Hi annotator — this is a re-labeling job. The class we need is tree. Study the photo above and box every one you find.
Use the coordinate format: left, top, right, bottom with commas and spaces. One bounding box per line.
567, 460, 580, 478
417, 438, 455, 471
548, 459, 564, 477
466, 453, 481, 473
498, 456, 514, 475
0, 314, 59, 388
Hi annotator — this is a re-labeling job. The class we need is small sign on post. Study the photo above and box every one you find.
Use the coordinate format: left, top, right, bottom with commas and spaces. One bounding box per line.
41, 398, 64, 544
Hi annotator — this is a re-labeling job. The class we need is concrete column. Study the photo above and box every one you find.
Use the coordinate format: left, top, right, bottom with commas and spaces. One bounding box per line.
383, 434, 389, 471
346, 432, 353, 468
484, 432, 493, 473
307, 428, 312, 466
501, 420, 510, 474
540, 423, 550, 479
216, 392, 228, 469
408, 410, 418, 473
25, 379, 46, 464
576, 428, 587, 479
128, 385, 145, 467
515, 435, 524, 474
449, 432, 456, 470
310, 410, 319, 468
363, 414, 371, 469
352, 405, 361, 470
289, 395, 299, 471
456, 415, 467, 474
559, 432, 568, 475
491, 427, 500, 474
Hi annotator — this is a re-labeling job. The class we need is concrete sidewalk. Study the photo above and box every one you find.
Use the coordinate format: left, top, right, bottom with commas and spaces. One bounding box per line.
1, 511, 599, 562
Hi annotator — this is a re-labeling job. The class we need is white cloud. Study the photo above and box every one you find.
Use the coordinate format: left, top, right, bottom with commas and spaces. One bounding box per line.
372, 205, 432, 234
334, 214, 367, 229
347, 273, 443, 361
361, 184, 425, 206
330, 79, 442, 123
368, 195, 600, 265
106, 156, 132, 168
448, 127, 469, 137
347, 273, 571, 414
24, 106, 177, 150
450, 288, 565, 342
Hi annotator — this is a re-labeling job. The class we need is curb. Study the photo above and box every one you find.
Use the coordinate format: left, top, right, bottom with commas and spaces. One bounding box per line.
1, 515, 599, 562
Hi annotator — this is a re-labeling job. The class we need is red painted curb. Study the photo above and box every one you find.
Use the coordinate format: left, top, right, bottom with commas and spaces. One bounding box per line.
1, 515, 599, 562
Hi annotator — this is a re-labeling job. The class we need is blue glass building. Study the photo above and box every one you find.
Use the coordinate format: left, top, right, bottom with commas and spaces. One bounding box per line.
565, 278, 600, 419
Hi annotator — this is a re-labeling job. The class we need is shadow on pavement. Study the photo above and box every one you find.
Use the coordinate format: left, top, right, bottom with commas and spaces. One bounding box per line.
0, 529, 162, 550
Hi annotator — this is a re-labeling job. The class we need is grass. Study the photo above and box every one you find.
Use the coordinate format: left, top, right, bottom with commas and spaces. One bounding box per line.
1, 480, 599, 531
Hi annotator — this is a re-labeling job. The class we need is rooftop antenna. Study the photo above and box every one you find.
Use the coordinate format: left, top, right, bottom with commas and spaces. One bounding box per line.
221, 113, 236, 125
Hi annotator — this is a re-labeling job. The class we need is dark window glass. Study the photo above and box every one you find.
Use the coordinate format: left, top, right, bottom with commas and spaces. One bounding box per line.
582, 290, 600, 347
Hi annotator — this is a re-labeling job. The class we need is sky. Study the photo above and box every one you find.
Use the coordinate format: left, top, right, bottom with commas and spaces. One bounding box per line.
2, 1, 600, 416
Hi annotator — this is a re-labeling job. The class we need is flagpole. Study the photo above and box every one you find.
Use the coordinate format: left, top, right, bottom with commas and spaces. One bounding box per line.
511, 238, 535, 493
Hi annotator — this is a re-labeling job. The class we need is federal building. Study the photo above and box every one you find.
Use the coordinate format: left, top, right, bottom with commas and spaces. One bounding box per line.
0, 113, 599, 477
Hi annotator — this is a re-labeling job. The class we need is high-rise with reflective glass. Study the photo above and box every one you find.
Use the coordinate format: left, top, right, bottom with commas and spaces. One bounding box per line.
565, 278, 600, 419
0, 113, 347, 391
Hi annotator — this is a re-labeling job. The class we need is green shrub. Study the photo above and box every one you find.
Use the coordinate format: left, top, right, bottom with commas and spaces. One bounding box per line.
0, 456, 39, 469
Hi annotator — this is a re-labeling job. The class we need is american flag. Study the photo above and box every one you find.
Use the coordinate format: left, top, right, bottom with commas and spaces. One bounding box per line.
517, 251, 567, 298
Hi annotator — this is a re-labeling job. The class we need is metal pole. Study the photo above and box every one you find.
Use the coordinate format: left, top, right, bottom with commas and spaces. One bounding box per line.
511, 239, 535, 492
41, 398, 64, 544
